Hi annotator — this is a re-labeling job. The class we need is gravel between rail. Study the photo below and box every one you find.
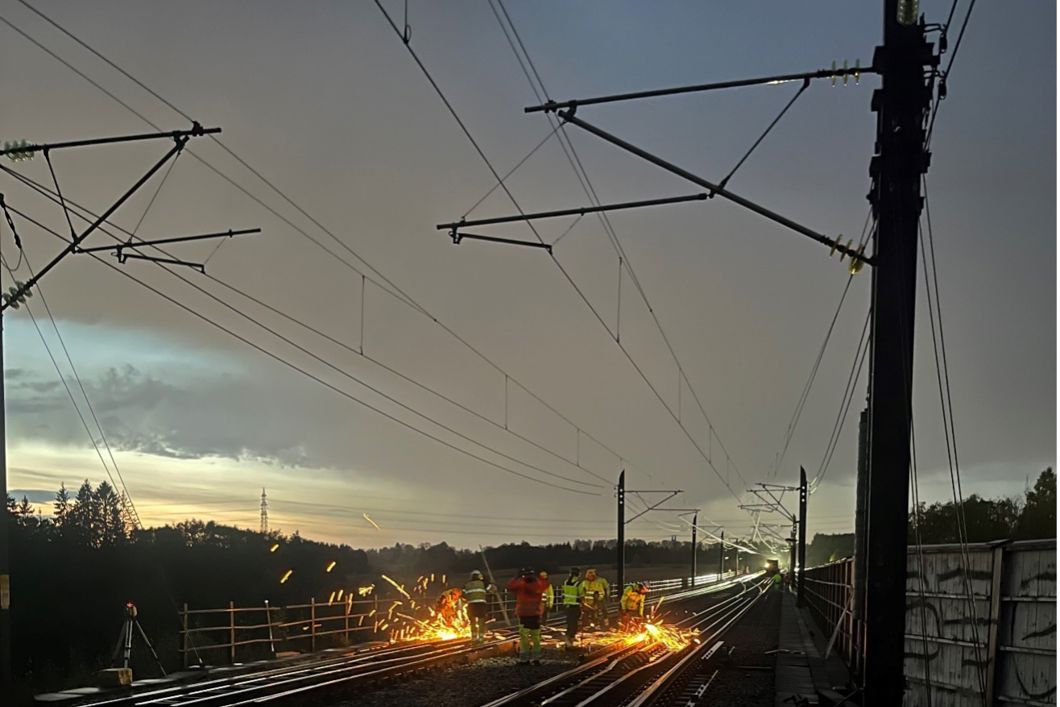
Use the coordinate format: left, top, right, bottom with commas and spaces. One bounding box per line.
701, 588, 781, 706
334, 648, 584, 707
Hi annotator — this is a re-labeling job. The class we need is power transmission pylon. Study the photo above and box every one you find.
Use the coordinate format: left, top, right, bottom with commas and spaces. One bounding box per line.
260, 488, 269, 534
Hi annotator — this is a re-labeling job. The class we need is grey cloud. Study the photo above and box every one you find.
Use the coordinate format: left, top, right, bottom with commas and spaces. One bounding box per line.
9, 489, 57, 504
9, 363, 344, 471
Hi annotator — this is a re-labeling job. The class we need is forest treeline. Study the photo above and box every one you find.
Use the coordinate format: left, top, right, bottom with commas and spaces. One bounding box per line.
5, 468, 1052, 692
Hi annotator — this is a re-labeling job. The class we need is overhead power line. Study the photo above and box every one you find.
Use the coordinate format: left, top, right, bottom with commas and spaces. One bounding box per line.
0, 5, 673, 493
376, 0, 748, 504
3, 200, 599, 497
0, 254, 141, 528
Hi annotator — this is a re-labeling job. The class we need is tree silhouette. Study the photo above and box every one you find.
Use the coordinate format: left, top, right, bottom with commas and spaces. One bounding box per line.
1016, 468, 1055, 539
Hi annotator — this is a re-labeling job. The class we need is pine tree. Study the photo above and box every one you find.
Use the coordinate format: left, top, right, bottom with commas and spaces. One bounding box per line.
68, 480, 97, 547
54, 483, 71, 532
95, 481, 127, 546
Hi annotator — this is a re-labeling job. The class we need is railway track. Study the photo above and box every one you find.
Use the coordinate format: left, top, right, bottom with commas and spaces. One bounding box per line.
481, 577, 769, 707
69, 634, 517, 707
60, 576, 763, 707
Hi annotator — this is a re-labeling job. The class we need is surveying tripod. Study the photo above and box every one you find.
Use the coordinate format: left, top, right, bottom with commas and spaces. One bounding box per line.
112, 602, 166, 677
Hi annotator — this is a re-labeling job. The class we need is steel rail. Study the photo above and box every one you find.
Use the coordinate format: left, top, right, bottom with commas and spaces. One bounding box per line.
73, 639, 476, 707
626, 585, 771, 706
482, 579, 768, 707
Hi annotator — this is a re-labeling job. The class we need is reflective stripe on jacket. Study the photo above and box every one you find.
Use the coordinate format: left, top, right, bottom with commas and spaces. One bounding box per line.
540, 585, 554, 610
580, 577, 609, 605
562, 577, 584, 606
463, 579, 494, 604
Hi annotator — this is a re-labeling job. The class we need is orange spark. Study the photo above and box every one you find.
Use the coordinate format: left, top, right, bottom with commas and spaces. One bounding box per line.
325, 560, 337, 573
381, 574, 411, 600
280, 569, 293, 584
363, 513, 381, 530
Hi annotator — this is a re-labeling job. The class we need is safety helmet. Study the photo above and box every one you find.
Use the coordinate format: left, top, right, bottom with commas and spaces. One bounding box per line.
585, 568, 597, 579
520, 567, 535, 579
470, 570, 483, 580
538, 570, 549, 580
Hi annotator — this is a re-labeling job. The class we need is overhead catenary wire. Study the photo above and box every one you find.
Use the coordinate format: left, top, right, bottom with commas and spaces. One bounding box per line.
379, 0, 760, 506
925, 0, 979, 147
812, 308, 871, 489
0, 7, 672, 492
3, 166, 611, 491
771, 210, 874, 479
2, 202, 600, 497
0, 253, 140, 526
480, 0, 750, 500
919, 185, 987, 700
909, 417, 936, 705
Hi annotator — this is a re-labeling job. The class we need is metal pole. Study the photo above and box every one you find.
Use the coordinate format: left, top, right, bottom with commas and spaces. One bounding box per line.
525, 64, 873, 113
557, 111, 869, 264
310, 597, 316, 652
853, 406, 870, 623
718, 530, 724, 579
0, 315, 9, 692
264, 600, 275, 657
479, 546, 510, 627
228, 601, 235, 664
863, 3, 931, 703
691, 511, 698, 587
616, 471, 625, 596
797, 467, 808, 606
181, 603, 189, 669
789, 529, 797, 580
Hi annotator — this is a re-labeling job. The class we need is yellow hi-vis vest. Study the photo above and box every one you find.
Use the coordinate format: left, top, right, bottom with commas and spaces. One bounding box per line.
540, 584, 554, 611
581, 577, 609, 605
620, 585, 645, 615
562, 577, 584, 606
463, 579, 493, 604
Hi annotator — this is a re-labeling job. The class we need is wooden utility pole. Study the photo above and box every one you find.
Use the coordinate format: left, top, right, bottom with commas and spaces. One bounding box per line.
862, 2, 933, 702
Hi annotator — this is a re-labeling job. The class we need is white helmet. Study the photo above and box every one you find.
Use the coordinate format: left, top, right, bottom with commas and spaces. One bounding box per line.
470, 570, 483, 580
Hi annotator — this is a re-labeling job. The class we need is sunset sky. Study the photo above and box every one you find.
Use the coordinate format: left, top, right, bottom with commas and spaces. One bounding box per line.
1, 1, 1054, 549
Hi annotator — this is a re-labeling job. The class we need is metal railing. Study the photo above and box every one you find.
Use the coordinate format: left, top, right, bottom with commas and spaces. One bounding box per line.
801, 557, 861, 677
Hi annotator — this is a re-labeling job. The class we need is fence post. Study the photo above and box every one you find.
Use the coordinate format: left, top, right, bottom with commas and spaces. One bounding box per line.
228, 600, 236, 664
345, 601, 350, 644
310, 597, 317, 652
182, 602, 189, 669
984, 543, 1006, 706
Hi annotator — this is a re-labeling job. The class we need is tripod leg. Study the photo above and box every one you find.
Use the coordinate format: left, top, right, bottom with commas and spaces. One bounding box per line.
135, 620, 168, 677
123, 619, 134, 669
111, 620, 128, 667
